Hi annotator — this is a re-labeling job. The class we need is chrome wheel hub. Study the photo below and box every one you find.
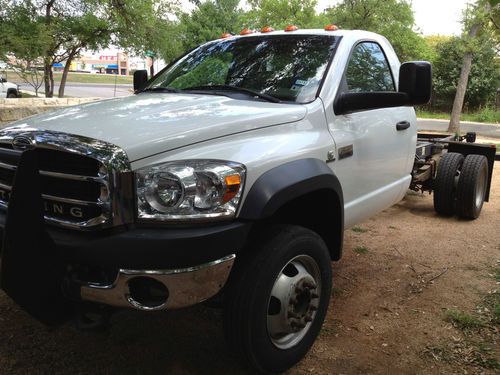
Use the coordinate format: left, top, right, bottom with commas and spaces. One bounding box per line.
267, 255, 321, 350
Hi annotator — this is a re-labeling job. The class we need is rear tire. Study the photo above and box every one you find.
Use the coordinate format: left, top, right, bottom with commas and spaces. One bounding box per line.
456, 154, 488, 220
223, 225, 332, 374
433, 152, 464, 215
7, 92, 17, 98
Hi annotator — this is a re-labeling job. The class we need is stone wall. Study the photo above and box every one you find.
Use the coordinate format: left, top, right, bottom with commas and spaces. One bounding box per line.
0, 97, 101, 126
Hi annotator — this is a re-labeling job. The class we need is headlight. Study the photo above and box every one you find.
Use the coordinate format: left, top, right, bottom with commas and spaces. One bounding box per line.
136, 160, 246, 221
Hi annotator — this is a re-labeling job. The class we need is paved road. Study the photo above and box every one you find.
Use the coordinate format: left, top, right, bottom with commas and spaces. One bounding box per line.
417, 118, 500, 138
16, 82, 132, 98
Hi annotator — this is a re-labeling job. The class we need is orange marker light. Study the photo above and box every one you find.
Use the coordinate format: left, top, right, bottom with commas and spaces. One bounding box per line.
240, 28, 254, 35
324, 24, 339, 31
261, 26, 275, 33
220, 32, 232, 39
284, 25, 298, 32
223, 174, 241, 202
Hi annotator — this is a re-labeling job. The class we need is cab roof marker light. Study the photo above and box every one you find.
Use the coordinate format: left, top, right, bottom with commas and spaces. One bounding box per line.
284, 25, 299, 32
240, 28, 254, 35
324, 24, 339, 31
261, 26, 275, 33
220, 32, 232, 39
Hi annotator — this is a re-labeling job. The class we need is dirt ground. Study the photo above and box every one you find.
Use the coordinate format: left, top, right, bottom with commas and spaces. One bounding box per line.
0, 163, 499, 375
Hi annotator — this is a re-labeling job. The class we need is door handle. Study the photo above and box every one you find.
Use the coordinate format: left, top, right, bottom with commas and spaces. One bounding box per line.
396, 121, 410, 131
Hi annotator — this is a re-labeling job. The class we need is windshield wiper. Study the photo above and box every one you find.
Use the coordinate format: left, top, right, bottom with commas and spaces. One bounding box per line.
183, 85, 281, 103
140, 86, 181, 93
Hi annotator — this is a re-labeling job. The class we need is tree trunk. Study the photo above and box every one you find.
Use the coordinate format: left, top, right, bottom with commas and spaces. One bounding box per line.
43, 60, 52, 97
58, 64, 70, 98
448, 52, 474, 133
447, 7, 487, 133
149, 58, 154, 77
58, 50, 77, 98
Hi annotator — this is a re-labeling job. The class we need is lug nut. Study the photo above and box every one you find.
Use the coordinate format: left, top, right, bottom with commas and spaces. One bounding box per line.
303, 280, 317, 289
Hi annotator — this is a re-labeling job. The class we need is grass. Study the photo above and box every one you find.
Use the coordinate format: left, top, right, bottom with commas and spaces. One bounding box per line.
351, 226, 368, 233
494, 267, 500, 282
417, 107, 500, 124
426, 268, 500, 371
331, 287, 344, 297
20, 92, 37, 98
3, 70, 133, 85
425, 341, 500, 370
353, 246, 369, 254
481, 290, 500, 325
445, 309, 485, 331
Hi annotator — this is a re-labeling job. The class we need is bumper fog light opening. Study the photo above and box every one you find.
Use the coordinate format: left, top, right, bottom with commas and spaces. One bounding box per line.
127, 277, 169, 310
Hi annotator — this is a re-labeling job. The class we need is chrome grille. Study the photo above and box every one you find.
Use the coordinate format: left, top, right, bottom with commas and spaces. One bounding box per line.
0, 126, 134, 230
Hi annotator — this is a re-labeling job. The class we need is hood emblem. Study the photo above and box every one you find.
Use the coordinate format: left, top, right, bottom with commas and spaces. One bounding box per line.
12, 135, 35, 151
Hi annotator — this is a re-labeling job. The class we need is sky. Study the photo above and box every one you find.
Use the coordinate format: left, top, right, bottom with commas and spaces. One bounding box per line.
316, 0, 471, 35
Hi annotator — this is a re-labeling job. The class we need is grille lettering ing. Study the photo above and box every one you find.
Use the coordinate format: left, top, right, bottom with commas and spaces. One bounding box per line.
0, 127, 133, 230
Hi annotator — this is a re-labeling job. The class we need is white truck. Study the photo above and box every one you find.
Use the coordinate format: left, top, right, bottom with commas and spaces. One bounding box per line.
0, 75, 20, 98
0, 28, 495, 373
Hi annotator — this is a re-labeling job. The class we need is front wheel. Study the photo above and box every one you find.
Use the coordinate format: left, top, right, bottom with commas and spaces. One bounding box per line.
7, 91, 18, 98
223, 225, 332, 373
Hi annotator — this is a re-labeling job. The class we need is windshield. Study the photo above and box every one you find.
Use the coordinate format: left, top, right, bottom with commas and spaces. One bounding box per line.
145, 35, 340, 103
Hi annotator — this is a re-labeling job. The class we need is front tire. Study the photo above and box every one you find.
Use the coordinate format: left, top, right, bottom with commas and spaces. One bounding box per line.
7, 91, 18, 98
223, 225, 332, 374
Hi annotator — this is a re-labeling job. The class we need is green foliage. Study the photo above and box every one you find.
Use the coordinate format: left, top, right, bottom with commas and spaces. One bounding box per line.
351, 226, 368, 233
445, 309, 485, 331
110, 0, 181, 60
0, 2, 49, 62
432, 36, 499, 110
416, 108, 500, 123
323, 0, 432, 61
0, 0, 179, 96
177, 0, 242, 50
353, 246, 369, 254
243, 0, 324, 29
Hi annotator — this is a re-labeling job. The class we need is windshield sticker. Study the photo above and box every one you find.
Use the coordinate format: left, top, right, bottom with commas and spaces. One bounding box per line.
291, 79, 309, 91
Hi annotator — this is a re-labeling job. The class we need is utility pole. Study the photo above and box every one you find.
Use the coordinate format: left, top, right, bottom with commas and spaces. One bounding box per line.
114, 52, 119, 97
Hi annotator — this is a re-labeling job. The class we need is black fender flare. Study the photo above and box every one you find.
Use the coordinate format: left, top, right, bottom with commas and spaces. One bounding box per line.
239, 158, 344, 259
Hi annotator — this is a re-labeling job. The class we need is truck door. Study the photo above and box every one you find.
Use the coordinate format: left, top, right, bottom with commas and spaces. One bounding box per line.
326, 41, 415, 227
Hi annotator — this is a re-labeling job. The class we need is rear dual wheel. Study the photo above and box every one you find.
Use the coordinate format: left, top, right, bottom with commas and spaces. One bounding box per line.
433, 152, 464, 215
433, 152, 488, 219
223, 225, 332, 374
456, 154, 488, 219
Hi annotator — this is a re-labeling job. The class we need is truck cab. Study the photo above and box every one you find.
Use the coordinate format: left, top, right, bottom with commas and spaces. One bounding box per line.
0, 27, 431, 373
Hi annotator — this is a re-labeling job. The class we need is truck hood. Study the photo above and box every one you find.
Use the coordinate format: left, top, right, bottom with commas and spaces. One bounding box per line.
9, 93, 307, 161
3, 82, 18, 90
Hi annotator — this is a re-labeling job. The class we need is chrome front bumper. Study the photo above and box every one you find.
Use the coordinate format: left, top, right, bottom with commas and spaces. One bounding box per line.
80, 254, 235, 311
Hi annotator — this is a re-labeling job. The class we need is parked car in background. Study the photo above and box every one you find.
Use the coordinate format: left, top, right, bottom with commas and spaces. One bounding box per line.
0, 76, 20, 98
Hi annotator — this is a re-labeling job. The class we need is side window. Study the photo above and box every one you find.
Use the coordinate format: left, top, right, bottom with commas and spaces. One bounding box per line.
345, 42, 395, 92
